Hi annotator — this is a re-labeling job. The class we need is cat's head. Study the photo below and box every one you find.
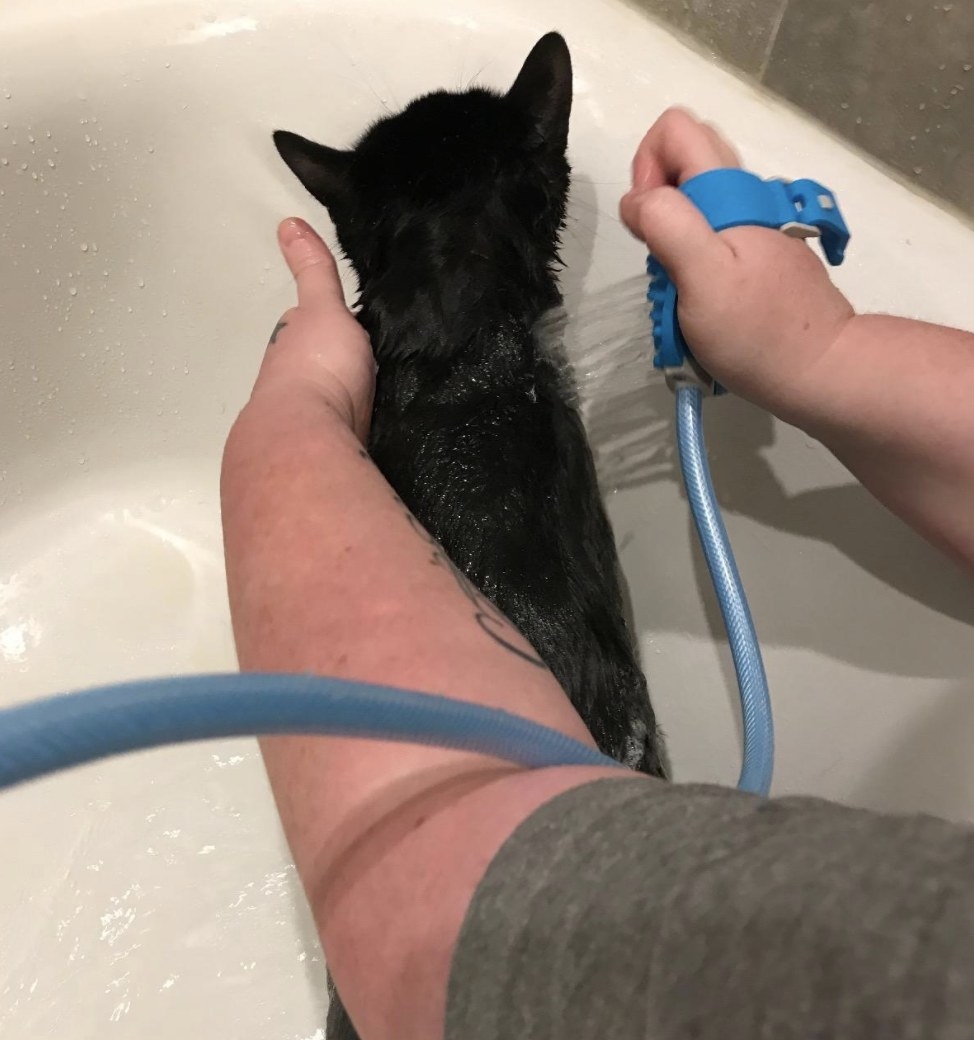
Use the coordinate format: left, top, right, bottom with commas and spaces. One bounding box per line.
273, 33, 572, 296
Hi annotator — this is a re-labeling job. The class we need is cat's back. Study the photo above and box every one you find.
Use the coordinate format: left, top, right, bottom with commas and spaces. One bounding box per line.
368, 326, 608, 590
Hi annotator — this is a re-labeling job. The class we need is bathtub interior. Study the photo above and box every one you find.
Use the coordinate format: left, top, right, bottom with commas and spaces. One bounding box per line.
2, 0, 974, 1035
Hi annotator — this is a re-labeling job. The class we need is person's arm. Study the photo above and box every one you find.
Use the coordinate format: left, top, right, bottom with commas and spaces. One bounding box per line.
620, 108, 974, 573
222, 218, 625, 1040
802, 315, 974, 572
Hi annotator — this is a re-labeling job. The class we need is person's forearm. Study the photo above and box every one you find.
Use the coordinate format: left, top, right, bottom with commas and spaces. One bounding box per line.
795, 315, 974, 572
221, 387, 623, 1040
223, 386, 592, 733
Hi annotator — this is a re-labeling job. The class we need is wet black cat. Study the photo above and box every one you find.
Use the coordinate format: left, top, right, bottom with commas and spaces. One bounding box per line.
274, 32, 664, 1034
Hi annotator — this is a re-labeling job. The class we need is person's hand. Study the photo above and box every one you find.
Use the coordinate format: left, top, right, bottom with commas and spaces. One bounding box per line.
250, 217, 375, 442
620, 108, 854, 420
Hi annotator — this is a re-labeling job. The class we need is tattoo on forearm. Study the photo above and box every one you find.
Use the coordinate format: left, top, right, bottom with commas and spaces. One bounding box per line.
268, 319, 288, 345
390, 491, 546, 669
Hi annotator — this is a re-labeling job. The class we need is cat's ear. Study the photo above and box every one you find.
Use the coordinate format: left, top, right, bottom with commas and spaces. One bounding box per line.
506, 32, 572, 150
273, 130, 353, 210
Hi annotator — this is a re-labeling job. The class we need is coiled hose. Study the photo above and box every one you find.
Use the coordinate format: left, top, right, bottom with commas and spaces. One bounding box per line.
0, 391, 773, 796
675, 385, 774, 795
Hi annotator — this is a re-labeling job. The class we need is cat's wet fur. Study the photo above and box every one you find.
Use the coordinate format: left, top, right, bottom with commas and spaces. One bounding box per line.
274, 32, 665, 1038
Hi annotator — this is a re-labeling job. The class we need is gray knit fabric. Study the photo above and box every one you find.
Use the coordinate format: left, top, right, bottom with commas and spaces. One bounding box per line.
447, 778, 974, 1039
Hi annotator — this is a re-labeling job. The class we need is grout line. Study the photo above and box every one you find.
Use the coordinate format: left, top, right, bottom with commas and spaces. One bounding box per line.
758, 0, 790, 81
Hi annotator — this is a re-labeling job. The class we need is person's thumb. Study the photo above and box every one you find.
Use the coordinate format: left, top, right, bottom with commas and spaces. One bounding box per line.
278, 217, 348, 312
620, 186, 727, 287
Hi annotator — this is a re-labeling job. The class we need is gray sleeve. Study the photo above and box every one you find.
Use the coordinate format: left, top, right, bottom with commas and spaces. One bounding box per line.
446, 778, 974, 1040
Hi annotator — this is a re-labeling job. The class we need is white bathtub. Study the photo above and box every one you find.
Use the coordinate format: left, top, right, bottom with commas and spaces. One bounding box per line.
2, 0, 973, 1035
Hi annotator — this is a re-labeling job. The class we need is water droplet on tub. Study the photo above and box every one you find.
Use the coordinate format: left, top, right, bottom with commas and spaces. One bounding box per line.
137, 277, 145, 288
69, 286, 77, 296
1, 158, 7, 166
47, 159, 55, 168
80, 242, 88, 252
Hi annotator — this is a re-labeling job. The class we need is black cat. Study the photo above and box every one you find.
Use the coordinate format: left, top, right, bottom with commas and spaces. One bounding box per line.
274, 31, 665, 1038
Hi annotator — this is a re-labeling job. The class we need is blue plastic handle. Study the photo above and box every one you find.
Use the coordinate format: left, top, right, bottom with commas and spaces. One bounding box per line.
681, 169, 850, 264
649, 168, 851, 389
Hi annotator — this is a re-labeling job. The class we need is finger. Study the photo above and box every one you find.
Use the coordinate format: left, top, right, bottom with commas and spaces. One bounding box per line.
278, 217, 347, 311
631, 107, 735, 190
620, 186, 728, 285
701, 122, 741, 168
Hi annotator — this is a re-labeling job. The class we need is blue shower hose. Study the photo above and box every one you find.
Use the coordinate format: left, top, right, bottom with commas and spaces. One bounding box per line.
0, 388, 774, 796
675, 385, 773, 795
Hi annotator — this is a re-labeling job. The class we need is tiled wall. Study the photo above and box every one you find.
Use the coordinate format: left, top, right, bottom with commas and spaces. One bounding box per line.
632, 0, 974, 220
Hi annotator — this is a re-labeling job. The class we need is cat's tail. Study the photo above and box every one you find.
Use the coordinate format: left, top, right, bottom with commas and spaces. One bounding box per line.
623, 716, 668, 780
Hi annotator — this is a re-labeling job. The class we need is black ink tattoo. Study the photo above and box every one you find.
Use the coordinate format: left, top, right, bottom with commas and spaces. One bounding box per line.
268, 319, 288, 345
392, 491, 546, 668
